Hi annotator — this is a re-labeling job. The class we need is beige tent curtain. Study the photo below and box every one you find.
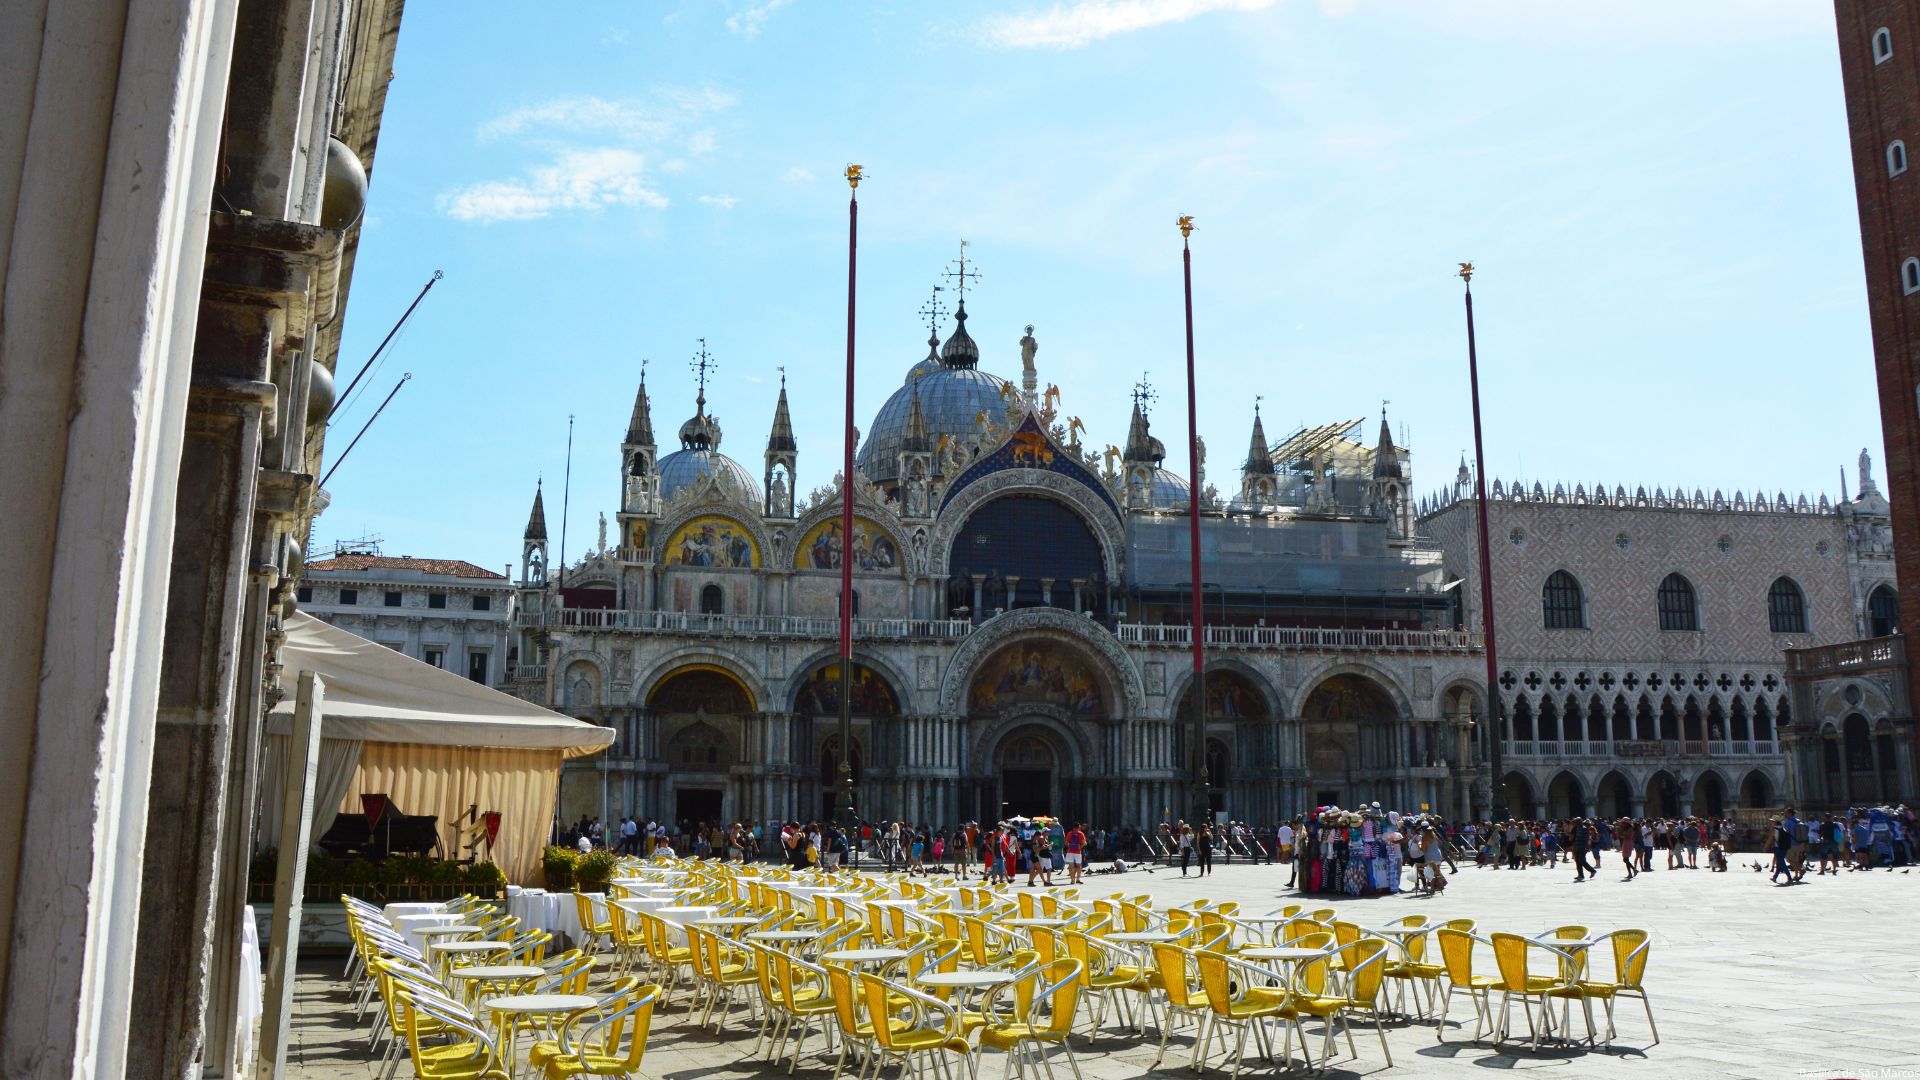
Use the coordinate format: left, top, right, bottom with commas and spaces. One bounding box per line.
342, 742, 561, 884
255, 734, 365, 854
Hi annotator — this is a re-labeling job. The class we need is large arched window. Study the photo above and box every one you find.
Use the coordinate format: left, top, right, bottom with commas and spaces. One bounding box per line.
1657, 573, 1699, 631
1869, 584, 1900, 637
700, 583, 725, 615
1767, 576, 1808, 633
1542, 570, 1585, 629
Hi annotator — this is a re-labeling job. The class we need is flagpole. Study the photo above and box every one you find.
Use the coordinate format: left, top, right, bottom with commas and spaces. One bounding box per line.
1460, 263, 1503, 820
1180, 216, 1210, 829
838, 166, 864, 834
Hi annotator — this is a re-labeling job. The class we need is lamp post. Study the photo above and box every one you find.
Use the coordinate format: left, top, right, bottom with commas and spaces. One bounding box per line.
1460, 263, 1504, 820
838, 166, 864, 836
1180, 216, 1210, 828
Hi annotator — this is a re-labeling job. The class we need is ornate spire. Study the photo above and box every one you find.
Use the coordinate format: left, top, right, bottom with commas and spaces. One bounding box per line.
766, 367, 796, 453
901, 382, 931, 453
1372, 402, 1403, 480
1242, 399, 1274, 476
679, 338, 722, 450
626, 359, 655, 445
1123, 378, 1165, 464
524, 482, 548, 540
939, 242, 983, 369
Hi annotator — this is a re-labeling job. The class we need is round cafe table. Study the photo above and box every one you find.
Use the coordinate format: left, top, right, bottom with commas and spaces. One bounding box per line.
819, 947, 909, 967
1240, 946, 1330, 962
430, 940, 510, 979
748, 929, 822, 944
1003, 917, 1069, 929
448, 964, 542, 1004
696, 916, 764, 936
914, 969, 1017, 1018
486, 993, 598, 1079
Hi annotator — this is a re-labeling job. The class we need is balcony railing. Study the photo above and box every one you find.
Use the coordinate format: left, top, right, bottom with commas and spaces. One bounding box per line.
550, 609, 973, 640
1506, 738, 1778, 760
1115, 624, 1481, 652
511, 664, 547, 682
1785, 634, 1906, 675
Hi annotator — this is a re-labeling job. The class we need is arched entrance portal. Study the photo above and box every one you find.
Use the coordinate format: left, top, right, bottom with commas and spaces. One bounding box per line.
1546, 771, 1584, 819
996, 728, 1061, 818
648, 666, 756, 828
1695, 770, 1727, 818
1597, 771, 1633, 819
1300, 673, 1401, 808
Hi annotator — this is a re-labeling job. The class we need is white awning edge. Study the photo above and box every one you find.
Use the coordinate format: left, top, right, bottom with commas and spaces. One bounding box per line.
267, 611, 613, 758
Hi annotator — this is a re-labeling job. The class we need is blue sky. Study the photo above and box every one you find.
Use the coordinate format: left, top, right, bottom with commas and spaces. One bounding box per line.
322, 0, 1878, 570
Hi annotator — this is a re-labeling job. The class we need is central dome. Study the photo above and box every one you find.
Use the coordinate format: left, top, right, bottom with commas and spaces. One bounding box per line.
660, 393, 761, 502
859, 373, 1012, 484
858, 304, 1014, 485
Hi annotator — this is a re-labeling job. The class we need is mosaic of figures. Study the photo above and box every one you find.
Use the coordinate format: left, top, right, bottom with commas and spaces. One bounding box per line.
792, 661, 902, 717
966, 642, 1105, 717
664, 515, 758, 568
1176, 670, 1270, 720
794, 517, 899, 572
1303, 673, 1398, 723
649, 667, 755, 714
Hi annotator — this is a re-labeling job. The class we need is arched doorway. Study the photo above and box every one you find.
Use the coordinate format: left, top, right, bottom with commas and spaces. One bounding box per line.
1695, 770, 1727, 818
1206, 739, 1232, 817
1597, 770, 1633, 819
1739, 769, 1772, 809
1497, 771, 1535, 817
1646, 770, 1680, 818
996, 728, 1062, 818
948, 495, 1108, 619
648, 666, 756, 827
1546, 771, 1584, 819
1175, 670, 1271, 820
1300, 673, 1400, 808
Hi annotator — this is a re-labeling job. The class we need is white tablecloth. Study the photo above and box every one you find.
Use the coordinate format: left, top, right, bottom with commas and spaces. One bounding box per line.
506, 888, 586, 946
655, 905, 718, 945
384, 901, 450, 920
239, 905, 261, 1076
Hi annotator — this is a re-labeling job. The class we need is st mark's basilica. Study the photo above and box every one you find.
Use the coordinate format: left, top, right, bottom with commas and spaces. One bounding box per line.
505, 264, 1491, 830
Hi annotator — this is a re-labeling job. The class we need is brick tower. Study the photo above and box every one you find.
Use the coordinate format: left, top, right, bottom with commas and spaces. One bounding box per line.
1836, 2, 1920, 729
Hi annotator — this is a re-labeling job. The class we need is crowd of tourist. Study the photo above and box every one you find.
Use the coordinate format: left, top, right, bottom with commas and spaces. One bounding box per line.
564, 801, 1916, 894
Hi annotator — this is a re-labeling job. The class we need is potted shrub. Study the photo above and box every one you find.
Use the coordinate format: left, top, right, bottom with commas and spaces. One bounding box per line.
574, 850, 617, 893
463, 860, 508, 898
542, 846, 579, 890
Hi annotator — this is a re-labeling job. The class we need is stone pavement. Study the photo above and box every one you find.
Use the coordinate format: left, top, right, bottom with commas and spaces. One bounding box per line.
282, 858, 1920, 1079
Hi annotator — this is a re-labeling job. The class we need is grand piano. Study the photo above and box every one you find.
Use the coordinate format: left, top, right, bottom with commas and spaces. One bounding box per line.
317, 793, 441, 860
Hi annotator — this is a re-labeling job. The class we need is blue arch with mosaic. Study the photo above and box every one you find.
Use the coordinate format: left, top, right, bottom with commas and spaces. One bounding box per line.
940, 413, 1119, 516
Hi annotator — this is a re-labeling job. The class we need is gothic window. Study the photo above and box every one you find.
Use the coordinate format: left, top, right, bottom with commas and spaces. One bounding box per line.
700, 583, 724, 615
1767, 576, 1808, 633
1542, 570, 1585, 629
669, 722, 731, 768
1874, 26, 1893, 63
1657, 573, 1699, 631
1904, 257, 1920, 295
1869, 585, 1900, 637
1892, 140, 1909, 177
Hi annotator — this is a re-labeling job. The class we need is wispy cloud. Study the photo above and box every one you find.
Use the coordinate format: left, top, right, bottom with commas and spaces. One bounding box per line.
980, 0, 1276, 49
698, 194, 741, 209
440, 149, 667, 223
783, 166, 816, 183
479, 89, 737, 142
727, 0, 793, 36
443, 88, 737, 223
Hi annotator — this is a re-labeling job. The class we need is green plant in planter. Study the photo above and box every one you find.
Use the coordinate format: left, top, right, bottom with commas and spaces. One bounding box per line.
574, 850, 617, 890
463, 861, 507, 892
542, 846, 580, 882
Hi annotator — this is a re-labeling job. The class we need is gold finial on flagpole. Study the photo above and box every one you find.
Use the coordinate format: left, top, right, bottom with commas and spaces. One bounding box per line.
1177, 214, 1195, 239
845, 164, 865, 190
1457, 261, 1474, 284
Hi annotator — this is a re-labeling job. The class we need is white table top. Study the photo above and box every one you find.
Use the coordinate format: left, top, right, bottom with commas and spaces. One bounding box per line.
915, 971, 1014, 989
865, 898, 919, 908
820, 948, 909, 964
433, 941, 511, 954
612, 897, 672, 912
748, 930, 822, 942
485, 993, 598, 1014
697, 916, 764, 927
451, 964, 544, 980
1241, 946, 1329, 961
1365, 925, 1429, 936
1004, 918, 1069, 928
417, 924, 482, 936
1107, 931, 1180, 943
1239, 914, 1303, 923
394, 913, 462, 925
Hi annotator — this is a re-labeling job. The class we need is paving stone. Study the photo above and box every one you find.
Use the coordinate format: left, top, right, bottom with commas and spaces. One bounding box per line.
282, 861, 1920, 1078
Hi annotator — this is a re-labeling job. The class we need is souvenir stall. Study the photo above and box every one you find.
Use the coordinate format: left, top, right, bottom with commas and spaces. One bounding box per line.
1296, 805, 1404, 896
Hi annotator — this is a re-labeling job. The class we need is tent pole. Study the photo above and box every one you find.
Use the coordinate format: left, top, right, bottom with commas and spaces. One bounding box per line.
259, 671, 325, 1080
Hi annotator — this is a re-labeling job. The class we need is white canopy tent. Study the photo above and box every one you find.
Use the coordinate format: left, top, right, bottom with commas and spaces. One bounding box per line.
260, 611, 612, 882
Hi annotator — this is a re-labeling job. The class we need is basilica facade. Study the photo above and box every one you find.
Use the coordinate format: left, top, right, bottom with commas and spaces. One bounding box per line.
507, 294, 1489, 830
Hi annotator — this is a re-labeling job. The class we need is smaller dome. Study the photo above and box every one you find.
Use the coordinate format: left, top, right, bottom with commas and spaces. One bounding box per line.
657, 447, 762, 503
905, 332, 942, 384
1130, 467, 1191, 510
679, 410, 722, 451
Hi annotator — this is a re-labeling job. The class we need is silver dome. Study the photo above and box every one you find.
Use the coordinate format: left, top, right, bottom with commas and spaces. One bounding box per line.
1130, 466, 1191, 510
658, 447, 762, 503
858, 365, 1013, 484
